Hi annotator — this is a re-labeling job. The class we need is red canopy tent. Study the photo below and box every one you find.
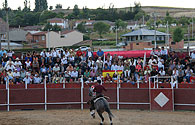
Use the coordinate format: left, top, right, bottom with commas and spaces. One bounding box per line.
93, 50, 152, 58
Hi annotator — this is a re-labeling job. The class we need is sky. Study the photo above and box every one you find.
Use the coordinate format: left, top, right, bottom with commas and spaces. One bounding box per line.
0, 0, 195, 10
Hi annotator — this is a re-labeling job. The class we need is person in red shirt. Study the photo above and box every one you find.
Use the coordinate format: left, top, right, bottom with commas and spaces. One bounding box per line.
89, 80, 107, 113
76, 48, 82, 57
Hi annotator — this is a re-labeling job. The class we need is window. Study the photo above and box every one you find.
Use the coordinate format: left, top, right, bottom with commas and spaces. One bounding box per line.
42, 36, 45, 40
136, 43, 139, 45
61, 35, 67, 38
159, 37, 162, 41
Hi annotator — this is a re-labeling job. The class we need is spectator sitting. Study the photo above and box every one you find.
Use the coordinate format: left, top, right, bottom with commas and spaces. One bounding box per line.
23, 75, 32, 84
104, 63, 110, 70
90, 69, 96, 81
53, 64, 60, 75
111, 62, 118, 71
13, 69, 20, 84
33, 74, 42, 84
104, 73, 112, 83
71, 68, 78, 82
66, 63, 74, 72
112, 72, 118, 82
64, 71, 71, 83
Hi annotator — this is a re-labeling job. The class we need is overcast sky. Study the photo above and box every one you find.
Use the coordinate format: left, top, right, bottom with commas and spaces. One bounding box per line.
0, 0, 195, 10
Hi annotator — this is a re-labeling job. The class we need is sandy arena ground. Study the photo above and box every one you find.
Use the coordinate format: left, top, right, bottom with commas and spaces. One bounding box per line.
0, 109, 195, 125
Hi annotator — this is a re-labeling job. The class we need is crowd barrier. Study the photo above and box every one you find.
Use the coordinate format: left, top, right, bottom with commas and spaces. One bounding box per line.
0, 76, 195, 111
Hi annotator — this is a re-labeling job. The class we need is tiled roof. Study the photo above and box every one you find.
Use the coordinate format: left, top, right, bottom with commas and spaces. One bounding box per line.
122, 28, 170, 37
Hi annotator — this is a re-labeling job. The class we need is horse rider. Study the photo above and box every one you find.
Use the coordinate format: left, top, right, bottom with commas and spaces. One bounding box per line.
90, 80, 107, 111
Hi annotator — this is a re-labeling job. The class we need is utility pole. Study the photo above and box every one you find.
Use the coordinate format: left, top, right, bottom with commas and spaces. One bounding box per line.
142, 15, 145, 27
0, 33, 1, 50
166, 21, 169, 47
153, 13, 157, 49
116, 27, 118, 46
48, 29, 50, 51
192, 17, 194, 39
188, 25, 190, 52
5, 0, 10, 50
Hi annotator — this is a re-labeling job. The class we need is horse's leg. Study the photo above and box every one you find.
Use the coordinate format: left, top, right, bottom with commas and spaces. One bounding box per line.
109, 114, 113, 125
90, 107, 95, 118
97, 111, 104, 125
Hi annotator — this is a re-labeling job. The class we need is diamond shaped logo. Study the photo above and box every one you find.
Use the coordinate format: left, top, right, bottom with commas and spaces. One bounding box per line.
154, 92, 169, 107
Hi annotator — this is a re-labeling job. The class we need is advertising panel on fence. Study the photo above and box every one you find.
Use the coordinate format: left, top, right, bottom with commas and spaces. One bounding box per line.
150, 89, 174, 111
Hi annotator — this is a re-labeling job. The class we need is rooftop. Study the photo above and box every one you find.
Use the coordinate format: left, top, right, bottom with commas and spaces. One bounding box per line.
122, 28, 170, 37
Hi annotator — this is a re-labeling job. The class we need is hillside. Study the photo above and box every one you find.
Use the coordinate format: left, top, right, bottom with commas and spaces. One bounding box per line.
53, 6, 195, 18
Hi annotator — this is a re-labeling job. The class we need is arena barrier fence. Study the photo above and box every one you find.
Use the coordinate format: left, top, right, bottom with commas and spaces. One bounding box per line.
1, 76, 195, 111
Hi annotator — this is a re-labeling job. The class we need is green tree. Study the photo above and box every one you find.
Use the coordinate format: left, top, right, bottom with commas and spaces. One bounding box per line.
173, 27, 184, 42
34, 0, 48, 12
55, 4, 62, 9
49, 6, 53, 10
115, 19, 127, 30
94, 22, 110, 38
164, 11, 173, 25
73, 4, 80, 18
179, 16, 190, 26
43, 23, 61, 31
77, 22, 86, 33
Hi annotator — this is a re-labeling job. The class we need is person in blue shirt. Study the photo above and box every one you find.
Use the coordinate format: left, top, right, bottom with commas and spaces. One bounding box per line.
96, 48, 104, 59
0, 48, 7, 57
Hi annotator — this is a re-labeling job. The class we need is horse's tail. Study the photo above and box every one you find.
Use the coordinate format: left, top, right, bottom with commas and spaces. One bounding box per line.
103, 99, 114, 118
105, 107, 114, 118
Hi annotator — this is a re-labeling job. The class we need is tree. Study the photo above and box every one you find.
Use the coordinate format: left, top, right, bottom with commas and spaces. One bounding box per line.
23, 0, 30, 12
173, 27, 184, 42
115, 19, 127, 30
55, 4, 62, 9
43, 23, 61, 31
77, 22, 86, 33
179, 16, 190, 26
164, 11, 173, 25
49, 6, 53, 10
34, 0, 48, 12
94, 22, 110, 38
73, 4, 80, 18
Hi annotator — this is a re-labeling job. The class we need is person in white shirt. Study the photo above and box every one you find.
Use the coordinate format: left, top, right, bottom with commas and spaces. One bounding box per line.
172, 67, 179, 80
7, 50, 14, 59
5, 58, 14, 68
14, 58, 22, 67
63, 50, 70, 57
33, 74, 42, 84
5, 63, 15, 71
61, 55, 68, 65
25, 59, 31, 69
191, 51, 195, 59
117, 62, 124, 71
96, 57, 103, 70
46, 51, 52, 58
111, 62, 118, 71
53, 64, 60, 75
52, 49, 57, 58
159, 68, 165, 76
71, 68, 78, 81
148, 56, 157, 67
13, 69, 20, 83
23, 75, 32, 84
88, 57, 94, 67
158, 59, 164, 71
160, 47, 168, 59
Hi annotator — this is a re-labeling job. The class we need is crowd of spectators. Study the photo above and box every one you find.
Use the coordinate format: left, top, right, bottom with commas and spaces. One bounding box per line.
0, 46, 195, 85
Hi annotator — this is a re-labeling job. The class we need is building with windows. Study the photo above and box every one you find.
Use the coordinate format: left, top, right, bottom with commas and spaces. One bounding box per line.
122, 28, 170, 50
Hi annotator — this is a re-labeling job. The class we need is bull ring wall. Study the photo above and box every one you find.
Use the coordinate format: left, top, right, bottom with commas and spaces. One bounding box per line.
0, 76, 195, 111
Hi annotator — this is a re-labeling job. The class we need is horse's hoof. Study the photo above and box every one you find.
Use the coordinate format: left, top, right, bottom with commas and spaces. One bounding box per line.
110, 123, 113, 125
100, 123, 103, 125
